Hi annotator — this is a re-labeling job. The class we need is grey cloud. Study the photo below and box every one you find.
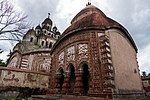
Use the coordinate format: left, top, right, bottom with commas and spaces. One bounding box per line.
11, 0, 150, 50
0, 41, 12, 51
95, 0, 150, 49
1, 0, 150, 72
16, 0, 60, 27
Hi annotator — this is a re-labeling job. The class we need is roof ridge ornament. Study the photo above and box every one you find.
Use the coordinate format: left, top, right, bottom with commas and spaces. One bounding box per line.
48, 13, 50, 18
86, 0, 91, 6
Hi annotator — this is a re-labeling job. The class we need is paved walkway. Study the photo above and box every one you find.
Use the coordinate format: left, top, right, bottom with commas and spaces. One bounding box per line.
140, 97, 150, 100
30, 95, 150, 100
62, 95, 109, 100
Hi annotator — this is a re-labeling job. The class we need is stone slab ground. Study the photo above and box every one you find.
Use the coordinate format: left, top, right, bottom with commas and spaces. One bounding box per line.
29, 95, 150, 100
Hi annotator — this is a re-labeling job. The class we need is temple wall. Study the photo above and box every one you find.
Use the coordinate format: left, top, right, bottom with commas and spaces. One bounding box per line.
107, 29, 143, 91
0, 67, 49, 89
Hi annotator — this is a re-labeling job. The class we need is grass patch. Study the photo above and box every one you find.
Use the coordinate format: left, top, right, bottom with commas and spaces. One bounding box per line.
0, 98, 27, 100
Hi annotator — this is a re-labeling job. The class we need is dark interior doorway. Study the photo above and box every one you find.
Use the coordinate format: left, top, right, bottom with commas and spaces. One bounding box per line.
59, 68, 64, 91
82, 64, 89, 95
69, 64, 75, 94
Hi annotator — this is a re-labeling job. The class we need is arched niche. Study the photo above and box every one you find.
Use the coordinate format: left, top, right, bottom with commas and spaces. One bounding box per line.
67, 63, 76, 94
57, 67, 64, 91
79, 62, 90, 95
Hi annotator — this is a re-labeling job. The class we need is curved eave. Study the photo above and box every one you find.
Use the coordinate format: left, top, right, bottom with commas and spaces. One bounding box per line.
51, 25, 137, 54
22, 49, 51, 55
12, 49, 22, 54
12, 44, 52, 56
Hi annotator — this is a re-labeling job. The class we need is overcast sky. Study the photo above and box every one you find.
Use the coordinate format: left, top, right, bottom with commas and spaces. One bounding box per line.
0, 0, 150, 74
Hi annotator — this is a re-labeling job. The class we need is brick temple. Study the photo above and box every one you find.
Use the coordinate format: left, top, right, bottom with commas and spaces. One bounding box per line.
3, 3, 144, 99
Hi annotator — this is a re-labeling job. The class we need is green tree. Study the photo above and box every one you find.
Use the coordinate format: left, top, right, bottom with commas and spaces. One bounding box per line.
0, 60, 6, 66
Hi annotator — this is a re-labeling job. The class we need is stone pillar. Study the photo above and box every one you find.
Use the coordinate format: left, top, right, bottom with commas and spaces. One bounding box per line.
47, 74, 55, 95
47, 72, 58, 95
61, 71, 70, 95
74, 69, 84, 95
88, 72, 94, 96
55, 73, 61, 94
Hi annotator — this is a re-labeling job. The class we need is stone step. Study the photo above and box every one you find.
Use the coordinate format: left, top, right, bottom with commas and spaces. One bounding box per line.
29, 95, 110, 100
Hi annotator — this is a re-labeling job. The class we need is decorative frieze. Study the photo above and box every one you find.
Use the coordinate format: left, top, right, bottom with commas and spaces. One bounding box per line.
78, 44, 88, 60
67, 46, 75, 62
40, 58, 51, 71
0, 69, 49, 88
99, 34, 115, 90
59, 52, 64, 65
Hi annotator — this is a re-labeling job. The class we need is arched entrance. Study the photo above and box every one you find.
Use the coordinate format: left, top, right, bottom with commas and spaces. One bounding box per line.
69, 64, 75, 94
82, 63, 90, 95
59, 68, 64, 91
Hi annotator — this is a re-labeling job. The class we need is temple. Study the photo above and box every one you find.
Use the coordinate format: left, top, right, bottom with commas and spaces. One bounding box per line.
1, 4, 144, 99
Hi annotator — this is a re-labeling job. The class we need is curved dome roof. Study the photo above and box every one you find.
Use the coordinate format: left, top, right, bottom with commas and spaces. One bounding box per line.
63, 5, 129, 35
23, 28, 36, 40
42, 24, 49, 30
25, 28, 35, 35
55, 31, 61, 35
42, 17, 53, 26
71, 5, 106, 24
52, 4, 137, 53
53, 26, 57, 30
35, 25, 41, 30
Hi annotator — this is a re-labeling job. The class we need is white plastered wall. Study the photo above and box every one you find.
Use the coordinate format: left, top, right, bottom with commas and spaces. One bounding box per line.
106, 29, 143, 91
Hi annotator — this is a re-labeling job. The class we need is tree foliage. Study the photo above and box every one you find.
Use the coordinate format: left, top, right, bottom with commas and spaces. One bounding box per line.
0, 60, 6, 66
0, 0, 29, 41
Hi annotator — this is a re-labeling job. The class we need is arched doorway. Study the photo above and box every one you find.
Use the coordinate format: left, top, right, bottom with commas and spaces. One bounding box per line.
59, 68, 64, 91
69, 64, 75, 94
82, 63, 90, 95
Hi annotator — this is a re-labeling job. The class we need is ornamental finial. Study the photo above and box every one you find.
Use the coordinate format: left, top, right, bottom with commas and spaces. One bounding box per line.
48, 13, 50, 18
86, 0, 91, 6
